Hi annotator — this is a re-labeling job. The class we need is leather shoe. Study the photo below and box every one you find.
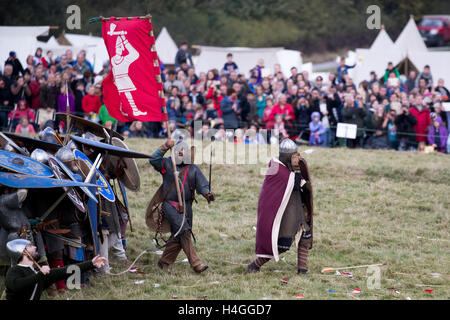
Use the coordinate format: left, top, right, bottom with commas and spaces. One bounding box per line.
298, 268, 308, 274
193, 263, 208, 273
157, 260, 169, 270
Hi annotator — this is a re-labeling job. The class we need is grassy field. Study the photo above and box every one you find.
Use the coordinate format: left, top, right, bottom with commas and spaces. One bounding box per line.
40, 139, 450, 300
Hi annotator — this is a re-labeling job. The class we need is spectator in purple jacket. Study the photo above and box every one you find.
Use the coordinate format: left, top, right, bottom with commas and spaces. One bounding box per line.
57, 83, 75, 113
428, 115, 448, 153
308, 111, 325, 146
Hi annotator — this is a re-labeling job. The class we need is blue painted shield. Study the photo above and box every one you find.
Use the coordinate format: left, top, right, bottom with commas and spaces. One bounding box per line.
0, 149, 53, 177
70, 135, 153, 158
73, 149, 115, 202
0, 172, 99, 189
87, 192, 99, 255
51, 156, 98, 203
48, 156, 86, 213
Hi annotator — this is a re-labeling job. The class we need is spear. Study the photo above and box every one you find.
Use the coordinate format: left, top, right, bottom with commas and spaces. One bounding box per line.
321, 262, 387, 273
62, 81, 72, 145
209, 136, 215, 192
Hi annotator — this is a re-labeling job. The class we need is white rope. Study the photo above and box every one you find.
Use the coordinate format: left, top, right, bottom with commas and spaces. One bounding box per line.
107, 249, 149, 276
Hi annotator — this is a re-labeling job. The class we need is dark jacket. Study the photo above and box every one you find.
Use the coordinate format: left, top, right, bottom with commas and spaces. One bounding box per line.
39, 84, 58, 109
395, 112, 417, 144
220, 96, 239, 129
5, 261, 94, 300
325, 93, 341, 127
174, 49, 193, 69
341, 105, 366, 137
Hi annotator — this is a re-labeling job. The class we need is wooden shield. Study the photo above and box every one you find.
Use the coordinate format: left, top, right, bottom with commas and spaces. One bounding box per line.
145, 185, 170, 234
108, 137, 140, 192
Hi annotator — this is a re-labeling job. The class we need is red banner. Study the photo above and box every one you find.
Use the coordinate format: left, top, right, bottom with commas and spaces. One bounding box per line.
101, 17, 167, 122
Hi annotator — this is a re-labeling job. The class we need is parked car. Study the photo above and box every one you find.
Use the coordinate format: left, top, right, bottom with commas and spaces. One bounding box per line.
418, 15, 450, 47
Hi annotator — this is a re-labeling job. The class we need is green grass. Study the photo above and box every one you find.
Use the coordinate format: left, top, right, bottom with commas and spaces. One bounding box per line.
15, 139, 450, 300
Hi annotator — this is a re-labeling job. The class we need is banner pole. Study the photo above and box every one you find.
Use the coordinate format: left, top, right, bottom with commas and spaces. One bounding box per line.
163, 106, 183, 211
89, 13, 183, 211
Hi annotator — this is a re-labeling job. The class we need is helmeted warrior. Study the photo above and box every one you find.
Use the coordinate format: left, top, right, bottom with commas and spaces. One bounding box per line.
0, 188, 46, 266
148, 138, 215, 273
4, 239, 106, 300
247, 138, 314, 274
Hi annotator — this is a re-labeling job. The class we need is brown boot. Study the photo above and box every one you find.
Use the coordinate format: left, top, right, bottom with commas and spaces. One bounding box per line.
298, 237, 312, 274
248, 257, 271, 273
158, 239, 182, 270
180, 231, 208, 273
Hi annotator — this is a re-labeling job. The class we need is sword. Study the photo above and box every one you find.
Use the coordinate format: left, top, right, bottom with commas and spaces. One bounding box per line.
42, 231, 86, 248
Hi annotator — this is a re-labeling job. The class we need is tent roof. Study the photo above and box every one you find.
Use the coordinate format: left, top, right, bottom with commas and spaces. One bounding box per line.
395, 16, 427, 54
370, 28, 395, 52
155, 27, 178, 65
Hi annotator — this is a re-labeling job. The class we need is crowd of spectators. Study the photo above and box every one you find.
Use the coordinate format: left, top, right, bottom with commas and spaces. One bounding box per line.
1, 42, 449, 154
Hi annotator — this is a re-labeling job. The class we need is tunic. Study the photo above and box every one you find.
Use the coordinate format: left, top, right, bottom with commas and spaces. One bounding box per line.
149, 148, 210, 239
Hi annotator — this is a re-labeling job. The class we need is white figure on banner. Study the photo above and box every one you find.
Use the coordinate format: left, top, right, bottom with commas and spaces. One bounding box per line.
109, 23, 147, 117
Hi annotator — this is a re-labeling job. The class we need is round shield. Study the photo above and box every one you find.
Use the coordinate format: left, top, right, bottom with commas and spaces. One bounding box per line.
47, 156, 86, 213
145, 185, 170, 234
0, 150, 53, 177
0, 172, 98, 189
73, 149, 115, 203
0, 132, 29, 156
109, 137, 140, 191
50, 155, 98, 203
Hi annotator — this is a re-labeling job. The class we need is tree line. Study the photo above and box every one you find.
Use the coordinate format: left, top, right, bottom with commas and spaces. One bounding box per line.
1, 0, 449, 54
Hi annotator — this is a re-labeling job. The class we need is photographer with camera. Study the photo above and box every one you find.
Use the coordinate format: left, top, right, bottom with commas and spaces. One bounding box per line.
395, 104, 417, 151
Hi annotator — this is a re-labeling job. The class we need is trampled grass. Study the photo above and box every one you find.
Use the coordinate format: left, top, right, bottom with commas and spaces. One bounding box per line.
48, 139, 449, 299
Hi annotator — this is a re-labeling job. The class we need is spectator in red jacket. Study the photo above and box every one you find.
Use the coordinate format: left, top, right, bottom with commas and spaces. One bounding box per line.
8, 99, 35, 122
82, 86, 101, 115
272, 94, 295, 126
263, 97, 275, 131
205, 84, 227, 118
409, 95, 430, 143
29, 66, 46, 110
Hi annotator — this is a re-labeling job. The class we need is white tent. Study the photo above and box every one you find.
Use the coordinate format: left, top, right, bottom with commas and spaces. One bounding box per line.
351, 27, 404, 84
370, 27, 396, 52
194, 45, 302, 77
64, 33, 110, 73
394, 16, 427, 54
0, 26, 50, 71
408, 51, 450, 89
155, 27, 178, 65
349, 17, 444, 86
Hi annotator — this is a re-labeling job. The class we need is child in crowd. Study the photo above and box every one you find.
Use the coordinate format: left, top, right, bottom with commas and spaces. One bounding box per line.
15, 116, 35, 134
129, 121, 147, 138
428, 114, 448, 153
205, 99, 218, 123
82, 85, 101, 118
308, 111, 325, 146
